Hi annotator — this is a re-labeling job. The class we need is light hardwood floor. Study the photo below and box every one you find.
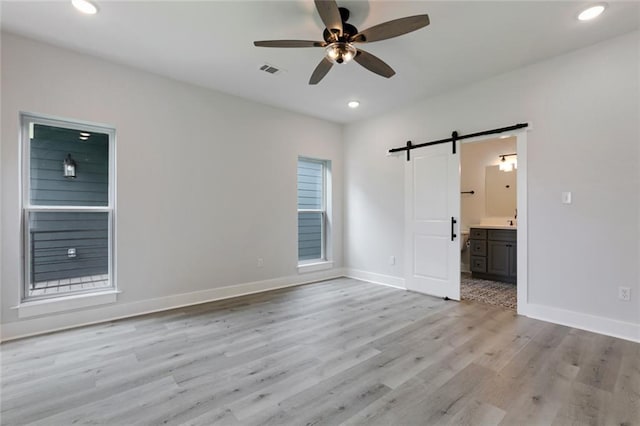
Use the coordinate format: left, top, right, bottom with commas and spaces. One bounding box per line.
1, 278, 638, 425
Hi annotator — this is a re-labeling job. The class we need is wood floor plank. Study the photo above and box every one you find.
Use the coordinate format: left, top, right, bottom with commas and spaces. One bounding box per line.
224, 343, 384, 422
176, 408, 240, 426
574, 333, 625, 392
551, 381, 614, 426
0, 278, 637, 426
341, 310, 537, 425
496, 330, 581, 425
606, 340, 640, 426
475, 322, 571, 411
446, 398, 506, 426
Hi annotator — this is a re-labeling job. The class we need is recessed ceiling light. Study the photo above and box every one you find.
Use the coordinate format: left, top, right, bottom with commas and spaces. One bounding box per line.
348, 100, 360, 109
79, 132, 91, 137
71, 0, 98, 15
578, 3, 606, 21
79, 136, 89, 140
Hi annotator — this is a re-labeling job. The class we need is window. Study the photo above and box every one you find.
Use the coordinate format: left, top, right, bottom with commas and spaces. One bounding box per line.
297, 157, 329, 263
21, 114, 115, 300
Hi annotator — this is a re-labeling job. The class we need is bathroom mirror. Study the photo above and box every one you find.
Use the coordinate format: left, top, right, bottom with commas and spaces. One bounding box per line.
485, 165, 517, 217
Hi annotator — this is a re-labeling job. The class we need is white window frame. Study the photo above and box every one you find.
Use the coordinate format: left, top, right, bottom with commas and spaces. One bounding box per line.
297, 157, 331, 268
20, 113, 116, 302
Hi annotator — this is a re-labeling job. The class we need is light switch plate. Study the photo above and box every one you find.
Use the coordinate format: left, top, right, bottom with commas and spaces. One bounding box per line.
562, 192, 572, 204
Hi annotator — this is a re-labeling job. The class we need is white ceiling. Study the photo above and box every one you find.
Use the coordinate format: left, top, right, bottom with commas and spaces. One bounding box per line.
1, 1, 638, 123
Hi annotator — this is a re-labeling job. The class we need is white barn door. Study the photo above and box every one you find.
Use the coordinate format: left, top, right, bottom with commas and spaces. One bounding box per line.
405, 142, 460, 300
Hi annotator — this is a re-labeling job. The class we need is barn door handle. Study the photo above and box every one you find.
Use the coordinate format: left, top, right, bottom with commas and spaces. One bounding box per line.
451, 217, 457, 242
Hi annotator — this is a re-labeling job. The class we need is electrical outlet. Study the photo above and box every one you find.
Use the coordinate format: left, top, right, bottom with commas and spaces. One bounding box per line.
389, 256, 396, 265
257, 258, 264, 267
618, 287, 631, 301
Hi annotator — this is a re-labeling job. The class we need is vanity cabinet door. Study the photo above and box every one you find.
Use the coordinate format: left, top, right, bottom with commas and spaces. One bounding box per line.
487, 241, 510, 276
508, 243, 517, 278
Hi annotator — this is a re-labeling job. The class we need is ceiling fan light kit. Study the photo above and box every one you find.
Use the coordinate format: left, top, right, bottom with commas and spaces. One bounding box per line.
325, 42, 357, 64
253, 0, 430, 85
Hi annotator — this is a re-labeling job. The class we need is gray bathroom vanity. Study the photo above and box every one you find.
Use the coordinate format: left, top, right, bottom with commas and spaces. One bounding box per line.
469, 226, 517, 284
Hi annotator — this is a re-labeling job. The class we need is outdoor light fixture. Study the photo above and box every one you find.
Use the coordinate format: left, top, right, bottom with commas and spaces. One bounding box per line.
325, 42, 357, 64
63, 154, 77, 178
499, 153, 517, 172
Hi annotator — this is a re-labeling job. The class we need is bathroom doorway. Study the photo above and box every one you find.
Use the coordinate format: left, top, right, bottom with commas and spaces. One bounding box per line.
459, 133, 525, 311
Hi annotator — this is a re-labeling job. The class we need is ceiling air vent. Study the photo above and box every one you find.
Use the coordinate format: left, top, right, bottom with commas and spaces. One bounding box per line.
259, 63, 283, 75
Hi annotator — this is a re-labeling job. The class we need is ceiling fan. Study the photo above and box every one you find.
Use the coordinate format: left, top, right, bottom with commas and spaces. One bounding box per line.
253, 0, 430, 85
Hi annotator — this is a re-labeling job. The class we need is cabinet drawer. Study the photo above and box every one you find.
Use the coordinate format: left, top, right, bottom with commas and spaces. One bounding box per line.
470, 256, 487, 273
470, 240, 487, 256
470, 228, 487, 239
488, 229, 516, 242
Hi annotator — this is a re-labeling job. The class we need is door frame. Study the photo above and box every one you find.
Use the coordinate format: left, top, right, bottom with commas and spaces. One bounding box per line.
458, 126, 529, 314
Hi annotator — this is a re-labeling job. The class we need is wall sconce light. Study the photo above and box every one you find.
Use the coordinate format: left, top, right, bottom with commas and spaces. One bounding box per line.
499, 153, 517, 172
63, 154, 77, 178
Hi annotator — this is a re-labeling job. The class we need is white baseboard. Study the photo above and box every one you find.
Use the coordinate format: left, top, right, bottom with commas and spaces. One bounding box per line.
0, 268, 345, 342
344, 268, 639, 343
522, 303, 640, 343
5, 268, 637, 344
343, 268, 406, 290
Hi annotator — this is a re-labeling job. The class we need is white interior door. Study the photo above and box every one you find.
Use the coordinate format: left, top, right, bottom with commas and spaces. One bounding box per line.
405, 142, 460, 300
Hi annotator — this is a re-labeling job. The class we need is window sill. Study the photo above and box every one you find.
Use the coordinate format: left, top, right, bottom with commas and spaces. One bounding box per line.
14, 290, 120, 319
298, 261, 334, 274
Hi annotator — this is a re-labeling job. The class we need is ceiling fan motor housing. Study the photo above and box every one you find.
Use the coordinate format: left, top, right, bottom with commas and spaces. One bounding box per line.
322, 8, 359, 43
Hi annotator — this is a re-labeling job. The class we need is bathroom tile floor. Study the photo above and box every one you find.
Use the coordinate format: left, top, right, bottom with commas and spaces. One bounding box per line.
461, 272, 516, 310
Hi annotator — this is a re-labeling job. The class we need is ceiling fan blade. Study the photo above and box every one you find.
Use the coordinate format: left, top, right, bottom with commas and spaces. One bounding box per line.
314, 0, 343, 38
351, 14, 430, 43
254, 40, 326, 48
309, 57, 334, 85
354, 49, 395, 78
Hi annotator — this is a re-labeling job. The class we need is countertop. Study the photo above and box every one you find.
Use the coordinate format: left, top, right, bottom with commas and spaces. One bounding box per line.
469, 224, 517, 230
